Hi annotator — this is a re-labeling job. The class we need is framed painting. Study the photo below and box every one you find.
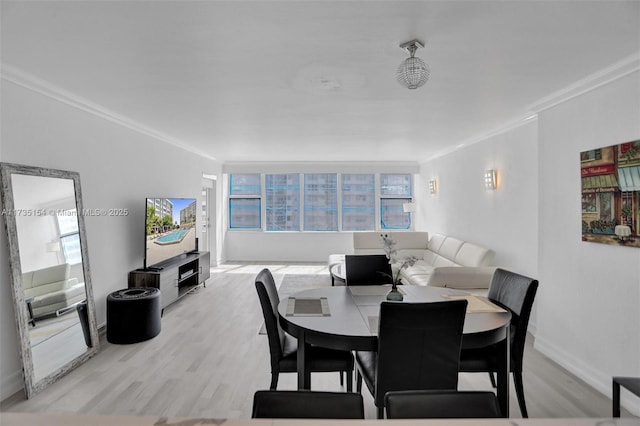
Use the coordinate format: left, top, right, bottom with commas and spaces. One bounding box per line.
581, 140, 640, 247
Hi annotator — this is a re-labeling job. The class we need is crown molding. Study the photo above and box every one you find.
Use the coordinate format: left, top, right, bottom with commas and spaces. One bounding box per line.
223, 161, 420, 174
422, 113, 538, 163
422, 53, 640, 164
529, 53, 640, 113
0, 64, 217, 161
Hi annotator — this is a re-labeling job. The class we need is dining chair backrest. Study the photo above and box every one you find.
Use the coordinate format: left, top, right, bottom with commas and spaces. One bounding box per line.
345, 254, 392, 286
252, 390, 365, 419
255, 268, 285, 371
487, 268, 538, 371
384, 390, 502, 419
374, 300, 467, 407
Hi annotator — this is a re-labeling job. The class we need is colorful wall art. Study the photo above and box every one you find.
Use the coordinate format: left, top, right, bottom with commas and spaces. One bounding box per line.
581, 140, 640, 247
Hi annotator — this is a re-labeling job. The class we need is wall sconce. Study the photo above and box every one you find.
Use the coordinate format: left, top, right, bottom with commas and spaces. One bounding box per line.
484, 169, 497, 190
428, 179, 437, 194
403, 202, 416, 213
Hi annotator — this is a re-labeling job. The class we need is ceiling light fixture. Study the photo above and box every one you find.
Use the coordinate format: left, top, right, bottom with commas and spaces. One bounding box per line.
397, 39, 430, 89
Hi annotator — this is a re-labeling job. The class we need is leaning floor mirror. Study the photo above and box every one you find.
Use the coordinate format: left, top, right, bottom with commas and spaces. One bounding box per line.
0, 162, 99, 398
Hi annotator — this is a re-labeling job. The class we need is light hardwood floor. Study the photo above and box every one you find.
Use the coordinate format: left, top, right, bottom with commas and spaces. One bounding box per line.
0, 263, 630, 419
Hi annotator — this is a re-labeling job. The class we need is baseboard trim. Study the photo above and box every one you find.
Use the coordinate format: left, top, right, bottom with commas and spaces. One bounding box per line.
0, 370, 24, 402
535, 335, 640, 416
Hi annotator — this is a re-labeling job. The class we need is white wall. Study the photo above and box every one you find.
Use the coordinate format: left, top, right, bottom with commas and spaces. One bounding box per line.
535, 71, 640, 409
225, 231, 354, 263
418, 70, 640, 414
0, 80, 221, 398
418, 120, 539, 278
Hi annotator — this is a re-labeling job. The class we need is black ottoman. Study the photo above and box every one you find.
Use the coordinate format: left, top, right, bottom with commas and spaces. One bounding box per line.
107, 287, 161, 344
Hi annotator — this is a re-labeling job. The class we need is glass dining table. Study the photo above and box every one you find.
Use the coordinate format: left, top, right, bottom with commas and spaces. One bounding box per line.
277, 284, 512, 417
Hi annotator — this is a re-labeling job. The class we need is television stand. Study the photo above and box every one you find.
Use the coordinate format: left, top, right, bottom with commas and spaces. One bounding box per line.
128, 251, 210, 310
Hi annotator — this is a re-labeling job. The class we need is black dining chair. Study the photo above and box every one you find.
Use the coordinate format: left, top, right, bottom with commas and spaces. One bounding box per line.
384, 389, 502, 419
255, 268, 354, 391
458, 267, 538, 418
345, 254, 392, 286
612, 376, 640, 417
355, 300, 468, 419
251, 390, 365, 419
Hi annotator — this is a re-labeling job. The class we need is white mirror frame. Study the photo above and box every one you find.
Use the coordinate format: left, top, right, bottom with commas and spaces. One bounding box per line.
0, 162, 99, 398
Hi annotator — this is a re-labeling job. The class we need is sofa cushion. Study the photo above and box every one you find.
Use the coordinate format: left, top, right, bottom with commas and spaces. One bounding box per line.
455, 243, 495, 267
427, 233, 447, 252
24, 279, 75, 298
423, 249, 437, 265
31, 284, 86, 317
390, 232, 429, 250
354, 248, 385, 255
396, 248, 430, 259
433, 255, 459, 268
428, 266, 496, 289
399, 261, 434, 287
31, 281, 84, 308
424, 233, 447, 265
353, 232, 384, 250
353, 231, 429, 251
401, 260, 434, 276
403, 274, 431, 286
437, 237, 464, 261
29, 263, 70, 287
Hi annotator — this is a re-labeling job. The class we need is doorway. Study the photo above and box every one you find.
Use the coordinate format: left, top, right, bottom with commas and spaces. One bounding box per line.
202, 175, 217, 265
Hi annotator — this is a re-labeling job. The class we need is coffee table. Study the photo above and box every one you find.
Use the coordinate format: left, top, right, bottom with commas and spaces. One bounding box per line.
278, 285, 512, 416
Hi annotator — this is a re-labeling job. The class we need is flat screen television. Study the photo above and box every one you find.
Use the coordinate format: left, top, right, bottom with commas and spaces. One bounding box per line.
144, 197, 198, 269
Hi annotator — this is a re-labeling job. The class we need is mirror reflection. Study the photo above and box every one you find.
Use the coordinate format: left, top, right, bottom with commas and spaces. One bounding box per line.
11, 174, 90, 382
1, 162, 98, 398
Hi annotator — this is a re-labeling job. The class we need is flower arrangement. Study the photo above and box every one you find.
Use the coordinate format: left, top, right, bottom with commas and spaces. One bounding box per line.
380, 233, 418, 287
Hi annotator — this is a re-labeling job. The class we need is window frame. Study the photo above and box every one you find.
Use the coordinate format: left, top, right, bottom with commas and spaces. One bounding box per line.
227, 172, 413, 232
303, 173, 338, 232
228, 174, 262, 230
265, 173, 301, 232
379, 173, 413, 230
55, 209, 82, 265
341, 173, 376, 231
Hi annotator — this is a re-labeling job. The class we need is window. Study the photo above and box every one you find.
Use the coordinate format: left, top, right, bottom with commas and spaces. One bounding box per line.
304, 174, 338, 231
342, 174, 375, 231
227, 172, 413, 232
266, 174, 300, 231
56, 210, 82, 264
380, 174, 412, 230
229, 174, 261, 229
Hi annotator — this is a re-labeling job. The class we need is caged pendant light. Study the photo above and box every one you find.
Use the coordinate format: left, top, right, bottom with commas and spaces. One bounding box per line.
397, 39, 430, 89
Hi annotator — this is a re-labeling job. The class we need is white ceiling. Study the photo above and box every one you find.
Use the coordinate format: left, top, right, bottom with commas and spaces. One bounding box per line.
2, 1, 639, 164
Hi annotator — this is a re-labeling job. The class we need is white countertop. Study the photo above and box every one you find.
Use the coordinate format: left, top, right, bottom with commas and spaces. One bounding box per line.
2, 412, 639, 426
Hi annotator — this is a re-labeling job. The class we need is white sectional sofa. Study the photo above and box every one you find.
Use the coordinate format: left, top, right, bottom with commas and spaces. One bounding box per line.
22, 263, 86, 318
329, 232, 496, 292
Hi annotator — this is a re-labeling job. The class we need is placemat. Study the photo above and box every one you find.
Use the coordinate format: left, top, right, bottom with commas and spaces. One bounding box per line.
285, 297, 331, 317
441, 294, 506, 313
349, 286, 405, 296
